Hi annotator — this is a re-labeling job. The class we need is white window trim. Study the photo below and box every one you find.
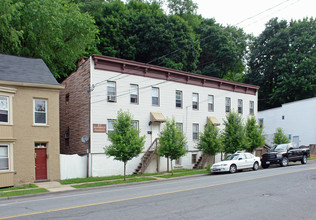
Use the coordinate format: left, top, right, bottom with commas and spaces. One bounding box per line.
176, 90, 183, 108
152, 87, 160, 106
0, 143, 13, 172
33, 99, 48, 126
130, 84, 139, 104
192, 93, 199, 110
0, 89, 15, 125
208, 95, 214, 112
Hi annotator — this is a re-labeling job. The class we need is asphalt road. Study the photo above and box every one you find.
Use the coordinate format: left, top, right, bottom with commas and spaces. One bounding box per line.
1, 161, 316, 220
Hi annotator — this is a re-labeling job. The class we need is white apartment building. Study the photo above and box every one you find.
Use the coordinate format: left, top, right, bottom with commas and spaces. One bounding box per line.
258, 97, 316, 147
60, 55, 259, 177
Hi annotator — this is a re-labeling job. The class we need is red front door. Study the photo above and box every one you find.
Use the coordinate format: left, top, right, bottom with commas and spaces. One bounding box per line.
35, 148, 47, 180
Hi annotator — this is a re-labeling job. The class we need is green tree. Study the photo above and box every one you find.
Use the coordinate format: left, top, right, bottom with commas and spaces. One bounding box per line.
196, 19, 249, 81
95, 0, 200, 72
245, 116, 265, 153
167, 0, 198, 15
197, 122, 222, 164
0, 0, 99, 78
105, 110, 145, 180
158, 119, 187, 175
222, 111, 245, 154
273, 127, 290, 145
246, 17, 316, 110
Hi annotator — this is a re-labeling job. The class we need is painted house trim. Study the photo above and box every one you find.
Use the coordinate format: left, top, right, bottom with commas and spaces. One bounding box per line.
92, 55, 259, 95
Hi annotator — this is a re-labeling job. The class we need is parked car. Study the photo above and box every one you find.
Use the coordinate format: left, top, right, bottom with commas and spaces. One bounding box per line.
211, 152, 261, 174
261, 143, 310, 168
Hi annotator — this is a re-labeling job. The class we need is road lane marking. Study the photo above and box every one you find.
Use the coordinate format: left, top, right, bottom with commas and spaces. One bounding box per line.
1, 167, 315, 219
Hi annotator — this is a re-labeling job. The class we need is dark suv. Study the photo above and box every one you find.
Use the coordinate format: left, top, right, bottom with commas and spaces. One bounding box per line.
261, 143, 310, 168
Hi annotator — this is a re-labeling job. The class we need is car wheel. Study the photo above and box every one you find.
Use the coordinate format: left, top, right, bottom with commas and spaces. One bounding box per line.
280, 157, 288, 167
262, 164, 269, 169
229, 164, 237, 173
253, 162, 259, 171
301, 155, 307, 164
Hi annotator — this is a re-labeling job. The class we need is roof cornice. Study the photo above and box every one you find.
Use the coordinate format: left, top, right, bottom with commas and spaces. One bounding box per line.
92, 55, 259, 95
0, 80, 64, 90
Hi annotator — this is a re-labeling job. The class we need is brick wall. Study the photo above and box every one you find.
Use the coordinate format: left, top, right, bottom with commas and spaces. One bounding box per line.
60, 58, 90, 155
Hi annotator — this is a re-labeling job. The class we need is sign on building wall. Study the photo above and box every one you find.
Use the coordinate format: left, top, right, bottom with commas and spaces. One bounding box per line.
93, 124, 107, 133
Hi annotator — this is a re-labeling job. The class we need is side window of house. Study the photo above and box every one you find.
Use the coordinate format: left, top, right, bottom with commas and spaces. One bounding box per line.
176, 90, 182, 108
176, 123, 183, 133
152, 87, 159, 106
250, 101, 254, 115
107, 81, 116, 102
65, 127, 70, 146
238, 99, 243, 114
0, 96, 9, 123
34, 99, 47, 125
130, 84, 139, 104
192, 93, 199, 110
225, 97, 231, 113
132, 120, 139, 131
191, 154, 197, 164
192, 123, 199, 140
0, 145, 9, 171
108, 120, 114, 134
208, 95, 214, 112
65, 93, 69, 105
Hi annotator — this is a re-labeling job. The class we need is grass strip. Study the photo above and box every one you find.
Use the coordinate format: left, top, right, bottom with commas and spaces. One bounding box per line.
59, 175, 136, 185
0, 188, 48, 197
0, 184, 38, 192
72, 177, 156, 188
158, 170, 209, 178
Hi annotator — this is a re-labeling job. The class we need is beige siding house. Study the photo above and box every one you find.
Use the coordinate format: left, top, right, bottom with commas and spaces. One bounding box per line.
0, 54, 63, 187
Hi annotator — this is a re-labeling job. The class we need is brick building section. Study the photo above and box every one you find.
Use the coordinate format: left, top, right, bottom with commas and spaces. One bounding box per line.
60, 58, 90, 155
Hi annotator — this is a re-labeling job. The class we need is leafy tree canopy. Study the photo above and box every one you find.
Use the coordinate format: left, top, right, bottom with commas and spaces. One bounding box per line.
245, 116, 265, 152
273, 127, 290, 145
222, 111, 245, 154
158, 118, 187, 174
196, 19, 249, 81
95, 0, 201, 72
0, 0, 99, 79
246, 17, 316, 110
197, 122, 222, 156
105, 110, 145, 180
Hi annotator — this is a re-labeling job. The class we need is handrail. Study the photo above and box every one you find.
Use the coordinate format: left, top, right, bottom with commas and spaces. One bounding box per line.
140, 138, 159, 173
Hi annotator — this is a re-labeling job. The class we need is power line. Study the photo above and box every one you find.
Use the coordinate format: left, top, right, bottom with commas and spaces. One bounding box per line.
234, 0, 293, 26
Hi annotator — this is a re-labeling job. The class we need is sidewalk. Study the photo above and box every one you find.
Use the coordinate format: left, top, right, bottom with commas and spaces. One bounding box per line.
35, 181, 74, 192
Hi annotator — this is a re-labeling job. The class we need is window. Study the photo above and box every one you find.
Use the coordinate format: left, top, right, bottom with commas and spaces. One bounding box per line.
208, 95, 214, 112
175, 157, 181, 165
35, 143, 47, 148
0, 96, 9, 123
34, 99, 47, 125
65, 93, 69, 105
192, 93, 199, 110
225, 97, 231, 113
249, 101, 254, 115
65, 127, 69, 147
0, 145, 9, 171
108, 120, 115, 134
176, 123, 183, 132
192, 123, 199, 140
176, 90, 182, 108
191, 154, 197, 164
152, 87, 159, 106
107, 81, 116, 102
130, 84, 139, 104
238, 99, 243, 114
132, 121, 139, 131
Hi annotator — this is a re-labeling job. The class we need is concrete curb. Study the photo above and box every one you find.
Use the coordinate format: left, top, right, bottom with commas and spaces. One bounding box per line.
0, 173, 209, 201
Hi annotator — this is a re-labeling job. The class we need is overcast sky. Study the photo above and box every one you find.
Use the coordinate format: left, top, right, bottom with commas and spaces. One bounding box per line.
195, 0, 315, 36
